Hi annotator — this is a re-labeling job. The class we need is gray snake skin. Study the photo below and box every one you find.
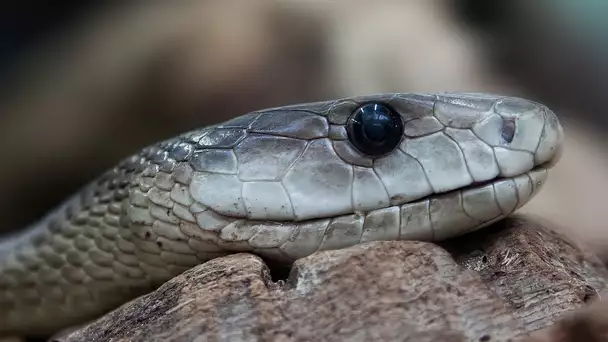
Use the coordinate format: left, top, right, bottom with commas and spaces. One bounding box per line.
0, 92, 563, 337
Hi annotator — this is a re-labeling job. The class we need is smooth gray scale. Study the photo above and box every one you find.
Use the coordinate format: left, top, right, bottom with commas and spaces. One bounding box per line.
141, 164, 159, 178
350, 93, 398, 104
198, 129, 246, 148
182, 130, 209, 144
393, 92, 437, 103
171, 163, 194, 185
327, 100, 358, 125
328, 125, 348, 140
190, 150, 237, 174
158, 159, 176, 173
434, 100, 493, 129
494, 97, 539, 115
332, 140, 373, 167
234, 135, 308, 181
437, 92, 498, 111
264, 99, 336, 114
403, 117, 444, 137
249, 111, 328, 139
218, 112, 261, 129
283, 138, 354, 219
387, 93, 435, 121
168, 142, 194, 162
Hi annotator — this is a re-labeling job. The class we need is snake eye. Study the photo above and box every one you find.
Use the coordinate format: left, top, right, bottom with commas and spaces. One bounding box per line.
346, 102, 404, 156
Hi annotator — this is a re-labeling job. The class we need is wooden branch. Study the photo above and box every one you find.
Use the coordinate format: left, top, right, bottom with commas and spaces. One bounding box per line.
52, 215, 608, 342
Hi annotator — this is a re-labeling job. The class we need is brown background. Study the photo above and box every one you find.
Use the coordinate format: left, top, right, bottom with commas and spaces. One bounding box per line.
0, 0, 606, 259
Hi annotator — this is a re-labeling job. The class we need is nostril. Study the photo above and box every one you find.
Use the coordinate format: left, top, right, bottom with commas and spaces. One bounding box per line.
501, 118, 516, 143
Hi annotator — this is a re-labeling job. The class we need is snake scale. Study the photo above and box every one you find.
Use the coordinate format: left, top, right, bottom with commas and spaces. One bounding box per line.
0, 92, 563, 337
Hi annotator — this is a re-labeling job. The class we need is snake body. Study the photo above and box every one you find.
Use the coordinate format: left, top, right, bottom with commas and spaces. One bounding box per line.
0, 92, 563, 336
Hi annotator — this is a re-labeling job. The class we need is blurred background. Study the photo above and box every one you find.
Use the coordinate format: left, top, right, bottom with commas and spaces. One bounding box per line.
0, 0, 607, 259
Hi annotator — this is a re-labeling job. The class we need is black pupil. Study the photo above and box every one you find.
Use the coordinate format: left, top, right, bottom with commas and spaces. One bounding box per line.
347, 102, 403, 156
360, 104, 392, 142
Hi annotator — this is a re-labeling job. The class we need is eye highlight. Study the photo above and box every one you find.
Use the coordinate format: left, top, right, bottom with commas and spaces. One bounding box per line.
346, 102, 404, 156
501, 118, 516, 143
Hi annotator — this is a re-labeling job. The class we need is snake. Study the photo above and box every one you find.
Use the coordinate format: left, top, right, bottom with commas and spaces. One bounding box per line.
0, 92, 563, 337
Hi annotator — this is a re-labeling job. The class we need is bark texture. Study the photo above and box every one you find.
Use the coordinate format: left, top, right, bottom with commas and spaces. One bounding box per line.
50, 216, 608, 342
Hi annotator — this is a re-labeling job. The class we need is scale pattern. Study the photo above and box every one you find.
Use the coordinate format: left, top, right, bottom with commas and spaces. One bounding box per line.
0, 93, 563, 336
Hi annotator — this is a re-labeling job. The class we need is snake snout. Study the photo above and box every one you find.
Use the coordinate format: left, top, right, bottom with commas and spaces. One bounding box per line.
536, 106, 564, 169
471, 97, 564, 177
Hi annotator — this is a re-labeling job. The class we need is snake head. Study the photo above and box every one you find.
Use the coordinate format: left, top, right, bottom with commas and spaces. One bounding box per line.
171, 93, 562, 219
128, 92, 563, 261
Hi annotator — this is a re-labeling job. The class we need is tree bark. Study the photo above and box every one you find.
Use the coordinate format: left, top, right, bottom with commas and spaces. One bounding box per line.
52, 215, 608, 342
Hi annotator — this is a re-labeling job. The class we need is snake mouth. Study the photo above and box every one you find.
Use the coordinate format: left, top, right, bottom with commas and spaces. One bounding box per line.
388, 162, 551, 209
259, 165, 550, 267
452, 164, 549, 200
390, 165, 549, 242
